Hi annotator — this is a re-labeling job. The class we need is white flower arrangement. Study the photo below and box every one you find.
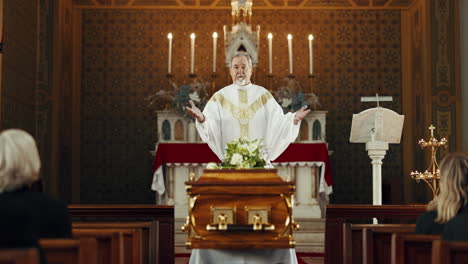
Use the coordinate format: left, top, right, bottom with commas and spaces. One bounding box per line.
207, 138, 267, 169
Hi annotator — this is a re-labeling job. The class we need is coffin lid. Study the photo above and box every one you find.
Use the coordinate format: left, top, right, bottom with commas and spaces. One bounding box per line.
191, 168, 288, 184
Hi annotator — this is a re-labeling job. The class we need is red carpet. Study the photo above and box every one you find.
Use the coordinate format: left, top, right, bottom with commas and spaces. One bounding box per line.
175, 252, 324, 264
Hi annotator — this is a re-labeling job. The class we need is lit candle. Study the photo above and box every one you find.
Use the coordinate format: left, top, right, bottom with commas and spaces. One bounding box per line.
190, 33, 196, 74
308, 34, 314, 75
212, 32, 218, 73
268, 33, 273, 75
167, 33, 173, 74
287, 34, 293, 74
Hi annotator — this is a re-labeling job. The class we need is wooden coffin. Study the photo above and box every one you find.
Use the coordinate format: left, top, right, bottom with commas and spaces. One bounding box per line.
182, 169, 298, 249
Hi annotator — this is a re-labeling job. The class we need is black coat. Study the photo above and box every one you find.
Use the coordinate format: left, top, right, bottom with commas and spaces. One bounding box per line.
0, 186, 72, 263
415, 210, 445, 235
442, 205, 468, 241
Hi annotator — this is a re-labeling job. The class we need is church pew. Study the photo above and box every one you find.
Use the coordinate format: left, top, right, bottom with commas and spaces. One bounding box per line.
68, 204, 173, 264
325, 204, 425, 264
342, 223, 363, 264
0, 248, 39, 264
72, 221, 157, 264
40, 238, 98, 264
342, 223, 415, 264
362, 224, 416, 264
432, 240, 468, 264
72, 228, 125, 264
119, 228, 143, 264
390, 233, 440, 264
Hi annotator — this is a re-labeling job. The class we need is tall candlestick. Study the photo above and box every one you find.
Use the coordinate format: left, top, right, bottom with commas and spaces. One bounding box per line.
212, 32, 218, 73
287, 34, 293, 75
190, 33, 196, 74
167, 33, 173, 74
268, 33, 273, 75
308, 34, 314, 75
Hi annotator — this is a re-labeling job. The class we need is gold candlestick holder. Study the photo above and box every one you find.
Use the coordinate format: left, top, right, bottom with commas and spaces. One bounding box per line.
409, 125, 448, 198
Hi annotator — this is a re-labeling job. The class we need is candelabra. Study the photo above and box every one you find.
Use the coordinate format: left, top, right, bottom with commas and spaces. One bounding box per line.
409, 125, 448, 198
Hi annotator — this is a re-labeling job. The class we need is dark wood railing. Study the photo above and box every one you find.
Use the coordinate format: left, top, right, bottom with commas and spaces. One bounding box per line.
325, 204, 426, 264
68, 205, 174, 264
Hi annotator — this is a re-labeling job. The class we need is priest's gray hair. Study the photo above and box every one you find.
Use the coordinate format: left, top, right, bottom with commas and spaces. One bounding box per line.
231, 51, 253, 69
0, 129, 41, 193
427, 152, 468, 223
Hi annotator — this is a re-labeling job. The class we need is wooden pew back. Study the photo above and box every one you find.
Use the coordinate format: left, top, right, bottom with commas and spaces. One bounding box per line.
342, 223, 363, 264
391, 233, 440, 264
342, 223, 415, 264
325, 204, 425, 264
72, 228, 125, 264
40, 238, 98, 264
0, 248, 39, 264
432, 240, 468, 264
68, 204, 173, 264
73, 221, 157, 264
362, 224, 416, 264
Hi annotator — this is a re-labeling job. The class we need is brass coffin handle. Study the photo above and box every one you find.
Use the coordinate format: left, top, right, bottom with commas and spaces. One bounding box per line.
205, 223, 276, 231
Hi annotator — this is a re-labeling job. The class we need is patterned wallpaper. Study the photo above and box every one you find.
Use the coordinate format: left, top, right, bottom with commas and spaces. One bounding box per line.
80, 9, 402, 204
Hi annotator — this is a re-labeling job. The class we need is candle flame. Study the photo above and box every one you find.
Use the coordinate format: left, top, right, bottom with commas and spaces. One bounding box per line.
308, 34, 313, 40
213, 32, 218, 38
268, 33, 273, 39
190, 33, 196, 39
287, 34, 292, 40
167, 33, 173, 39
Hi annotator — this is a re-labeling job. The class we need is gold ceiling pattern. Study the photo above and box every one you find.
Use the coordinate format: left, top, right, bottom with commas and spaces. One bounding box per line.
73, 0, 417, 9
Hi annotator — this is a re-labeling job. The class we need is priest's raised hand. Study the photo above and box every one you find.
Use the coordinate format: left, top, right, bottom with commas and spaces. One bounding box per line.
294, 105, 311, 125
185, 100, 205, 123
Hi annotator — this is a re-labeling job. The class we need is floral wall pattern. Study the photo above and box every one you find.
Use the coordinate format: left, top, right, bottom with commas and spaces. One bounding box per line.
80, 8, 402, 204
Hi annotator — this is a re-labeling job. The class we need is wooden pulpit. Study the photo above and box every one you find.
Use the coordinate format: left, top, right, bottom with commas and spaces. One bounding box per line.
182, 169, 299, 249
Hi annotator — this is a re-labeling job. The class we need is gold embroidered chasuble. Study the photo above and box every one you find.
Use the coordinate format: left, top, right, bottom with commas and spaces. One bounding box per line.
195, 83, 301, 161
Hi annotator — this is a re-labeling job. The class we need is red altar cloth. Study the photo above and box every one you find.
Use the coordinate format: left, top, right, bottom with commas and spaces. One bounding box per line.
152, 143, 333, 186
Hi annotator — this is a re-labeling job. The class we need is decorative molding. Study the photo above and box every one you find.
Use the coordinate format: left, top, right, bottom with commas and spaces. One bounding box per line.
73, 0, 417, 9
431, 0, 459, 151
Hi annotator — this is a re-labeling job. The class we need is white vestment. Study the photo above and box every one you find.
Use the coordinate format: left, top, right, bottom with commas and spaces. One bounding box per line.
196, 83, 301, 161
192, 83, 300, 264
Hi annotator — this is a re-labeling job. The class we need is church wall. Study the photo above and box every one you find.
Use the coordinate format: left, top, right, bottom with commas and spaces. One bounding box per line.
429, 0, 461, 153
34, 0, 80, 202
37, 0, 55, 197
401, 0, 462, 203
0, 0, 38, 134
78, 8, 403, 204
461, 0, 468, 153
401, 0, 432, 204
52, 0, 81, 202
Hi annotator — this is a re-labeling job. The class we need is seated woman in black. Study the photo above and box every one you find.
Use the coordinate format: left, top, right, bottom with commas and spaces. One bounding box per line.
0, 129, 72, 263
440, 153, 468, 241
415, 152, 468, 235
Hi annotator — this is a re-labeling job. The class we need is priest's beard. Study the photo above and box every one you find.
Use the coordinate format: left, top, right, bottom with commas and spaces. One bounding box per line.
235, 75, 249, 86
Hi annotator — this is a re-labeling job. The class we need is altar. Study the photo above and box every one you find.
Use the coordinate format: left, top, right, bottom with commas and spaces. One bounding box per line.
151, 142, 333, 219
151, 110, 333, 253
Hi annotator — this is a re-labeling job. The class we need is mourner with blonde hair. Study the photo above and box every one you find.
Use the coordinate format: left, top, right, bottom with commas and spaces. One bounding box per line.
416, 152, 468, 236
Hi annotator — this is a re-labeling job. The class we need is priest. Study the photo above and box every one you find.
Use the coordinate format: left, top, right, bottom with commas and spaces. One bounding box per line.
185, 51, 310, 264
186, 51, 310, 162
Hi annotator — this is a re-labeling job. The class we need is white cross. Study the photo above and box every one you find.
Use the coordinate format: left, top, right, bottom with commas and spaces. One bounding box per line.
428, 125, 436, 137
361, 93, 393, 107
